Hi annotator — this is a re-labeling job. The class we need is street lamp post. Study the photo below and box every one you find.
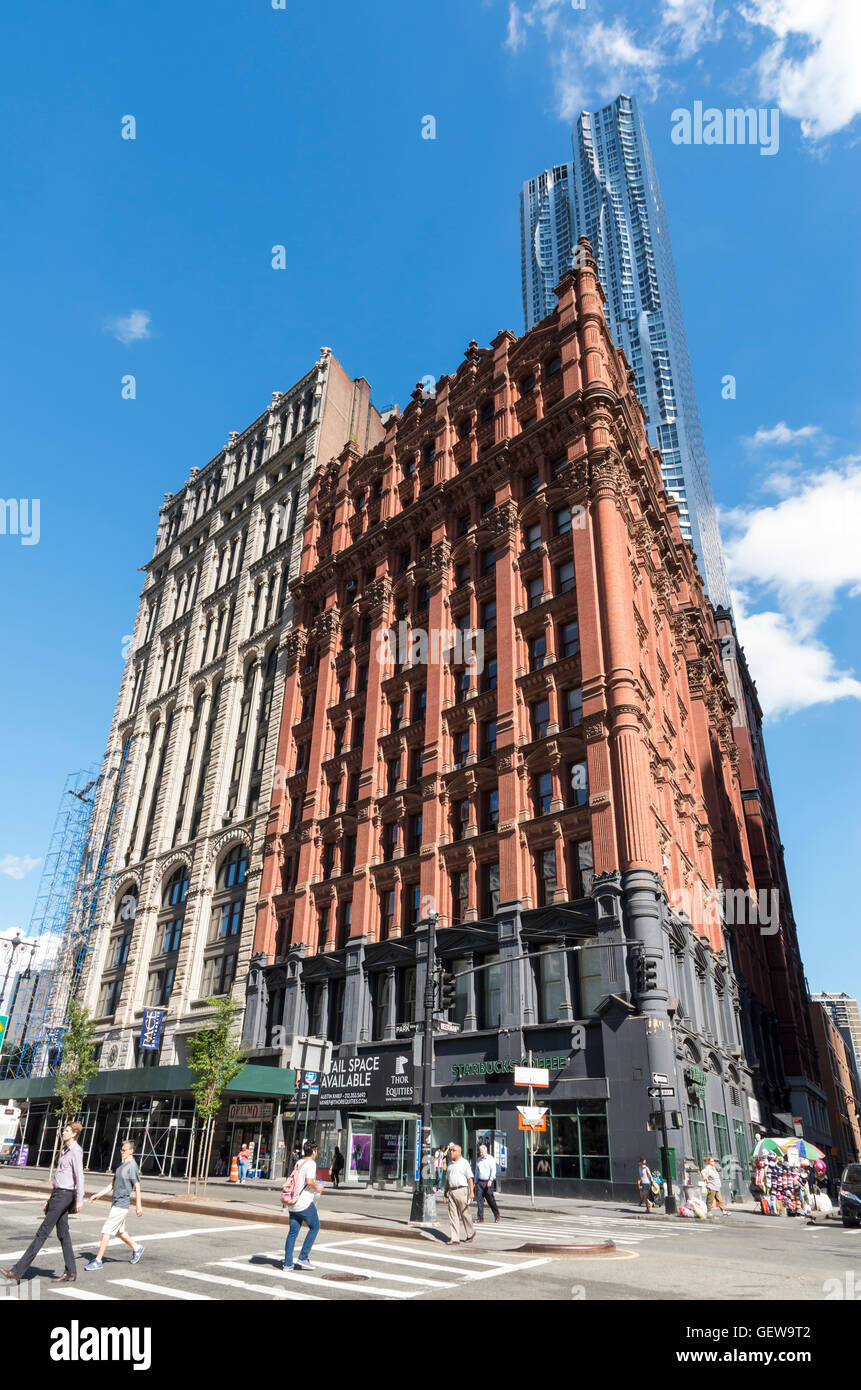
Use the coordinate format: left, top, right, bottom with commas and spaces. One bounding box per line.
409, 910, 438, 1225
0, 934, 23, 1016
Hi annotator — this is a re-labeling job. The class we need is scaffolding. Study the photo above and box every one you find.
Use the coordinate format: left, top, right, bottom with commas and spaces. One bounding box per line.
11, 740, 135, 1079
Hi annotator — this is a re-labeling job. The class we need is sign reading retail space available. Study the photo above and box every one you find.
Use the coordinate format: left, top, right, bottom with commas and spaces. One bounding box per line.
318, 1050, 414, 1109
514, 1066, 550, 1088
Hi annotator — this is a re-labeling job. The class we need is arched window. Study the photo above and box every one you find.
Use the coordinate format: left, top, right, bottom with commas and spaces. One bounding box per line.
97, 884, 138, 1018
245, 649, 277, 818
202, 844, 247, 998
146, 863, 189, 1011
227, 663, 257, 815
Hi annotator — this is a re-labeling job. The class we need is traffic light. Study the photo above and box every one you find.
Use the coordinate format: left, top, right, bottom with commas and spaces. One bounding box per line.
636, 954, 659, 993
439, 969, 457, 1011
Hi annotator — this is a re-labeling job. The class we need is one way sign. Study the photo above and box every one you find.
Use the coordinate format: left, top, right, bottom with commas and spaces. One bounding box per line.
647, 1085, 675, 1098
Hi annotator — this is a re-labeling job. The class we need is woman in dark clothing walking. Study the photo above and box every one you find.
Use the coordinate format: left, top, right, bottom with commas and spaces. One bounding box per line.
330, 1145, 344, 1188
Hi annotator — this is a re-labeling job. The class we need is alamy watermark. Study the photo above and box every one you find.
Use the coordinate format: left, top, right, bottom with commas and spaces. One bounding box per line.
670, 883, 780, 935
0, 498, 40, 545
376, 622, 485, 674
671, 102, 779, 156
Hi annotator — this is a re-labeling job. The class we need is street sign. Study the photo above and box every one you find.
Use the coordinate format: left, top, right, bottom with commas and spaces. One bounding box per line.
518, 1114, 547, 1132
517, 1105, 548, 1131
394, 1023, 416, 1037
648, 1086, 675, 1098
434, 1020, 460, 1035
300, 1070, 320, 1094
514, 1066, 550, 1088
651, 1071, 669, 1085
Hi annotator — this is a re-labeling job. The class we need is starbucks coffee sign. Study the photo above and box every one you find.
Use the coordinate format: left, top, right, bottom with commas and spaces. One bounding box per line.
451, 1053, 569, 1081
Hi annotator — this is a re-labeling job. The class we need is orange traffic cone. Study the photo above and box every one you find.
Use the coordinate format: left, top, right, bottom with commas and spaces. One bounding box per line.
229, 1155, 239, 1183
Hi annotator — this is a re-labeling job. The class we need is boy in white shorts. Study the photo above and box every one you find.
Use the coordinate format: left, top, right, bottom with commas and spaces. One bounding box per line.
85, 1140, 145, 1270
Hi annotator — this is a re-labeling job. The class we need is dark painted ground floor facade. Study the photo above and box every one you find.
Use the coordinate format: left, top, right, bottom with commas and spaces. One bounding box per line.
245, 874, 770, 1199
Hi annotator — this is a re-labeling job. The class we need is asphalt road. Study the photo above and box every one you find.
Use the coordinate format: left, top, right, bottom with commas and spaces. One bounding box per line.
0, 1190, 857, 1303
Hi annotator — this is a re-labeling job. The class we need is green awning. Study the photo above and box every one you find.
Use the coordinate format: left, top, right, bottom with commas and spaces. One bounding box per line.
3, 1062, 296, 1103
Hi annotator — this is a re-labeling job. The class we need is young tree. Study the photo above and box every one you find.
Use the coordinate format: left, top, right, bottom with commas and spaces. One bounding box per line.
186, 996, 246, 1196
53, 999, 99, 1160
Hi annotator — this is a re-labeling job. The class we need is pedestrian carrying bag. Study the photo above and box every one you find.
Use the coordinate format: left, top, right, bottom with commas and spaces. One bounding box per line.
281, 1160, 303, 1207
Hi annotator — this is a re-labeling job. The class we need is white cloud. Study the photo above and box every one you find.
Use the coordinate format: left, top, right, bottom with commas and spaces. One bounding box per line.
660, 0, 722, 58
104, 309, 152, 345
555, 21, 666, 119
732, 601, 861, 717
745, 420, 821, 447
0, 855, 41, 881
741, 0, 861, 139
504, 0, 861, 139
722, 459, 861, 716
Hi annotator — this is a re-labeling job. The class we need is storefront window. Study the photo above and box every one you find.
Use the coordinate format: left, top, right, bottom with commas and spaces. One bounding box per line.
483, 954, 501, 1028
372, 972, 390, 1040
712, 1112, 731, 1163
578, 937, 603, 1014
453, 958, 470, 1028
687, 1100, 709, 1168
525, 1102, 611, 1181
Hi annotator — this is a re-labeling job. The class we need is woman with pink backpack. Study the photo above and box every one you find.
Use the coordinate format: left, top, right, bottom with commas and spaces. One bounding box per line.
280, 1140, 323, 1270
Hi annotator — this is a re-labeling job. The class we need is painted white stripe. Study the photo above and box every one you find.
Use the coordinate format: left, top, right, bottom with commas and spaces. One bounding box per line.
271, 1246, 477, 1277
0, 1222, 279, 1263
361, 1237, 511, 1268
293, 1256, 453, 1288
215, 1259, 421, 1299
462, 1257, 551, 1281
168, 1269, 323, 1299
48, 1286, 117, 1300
110, 1278, 212, 1300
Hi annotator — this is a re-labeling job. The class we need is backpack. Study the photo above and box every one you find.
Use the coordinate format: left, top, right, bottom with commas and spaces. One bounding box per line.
281, 1160, 304, 1207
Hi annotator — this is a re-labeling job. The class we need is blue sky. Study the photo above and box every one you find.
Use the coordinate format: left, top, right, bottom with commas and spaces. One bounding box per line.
1, 0, 859, 1002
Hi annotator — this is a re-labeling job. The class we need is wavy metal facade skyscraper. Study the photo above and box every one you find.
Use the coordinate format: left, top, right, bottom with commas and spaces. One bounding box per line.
521, 93, 731, 609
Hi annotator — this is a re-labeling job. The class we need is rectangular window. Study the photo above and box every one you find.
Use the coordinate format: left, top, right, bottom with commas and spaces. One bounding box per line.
559, 621, 580, 658
565, 688, 583, 728
484, 862, 500, 917
372, 972, 391, 1040
525, 523, 542, 551
482, 658, 497, 692
454, 730, 469, 767
481, 549, 496, 576
483, 719, 497, 758
687, 1101, 709, 1168
451, 871, 469, 926
529, 634, 546, 671
528, 576, 544, 608
536, 947, 563, 1021
483, 788, 499, 831
556, 560, 575, 594
531, 699, 550, 741
483, 953, 502, 1028
555, 507, 572, 536
533, 772, 553, 816
567, 760, 588, 807
482, 600, 497, 631
379, 890, 395, 940
536, 848, 557, 906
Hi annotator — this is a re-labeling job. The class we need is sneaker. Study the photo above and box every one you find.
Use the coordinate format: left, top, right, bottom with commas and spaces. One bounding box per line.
130, 1246, 145, 1265
494, 1215, 502, 1223
85, 1259, 103, 1272
294, 1258, 315, 1271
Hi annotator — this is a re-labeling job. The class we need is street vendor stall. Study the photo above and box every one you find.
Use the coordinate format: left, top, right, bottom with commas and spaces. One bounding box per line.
751, 1137, 829, 1216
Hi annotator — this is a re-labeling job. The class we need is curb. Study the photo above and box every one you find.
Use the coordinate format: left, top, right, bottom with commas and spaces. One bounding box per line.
0, 1178, 442, 1244
512, 1240, 616, 1255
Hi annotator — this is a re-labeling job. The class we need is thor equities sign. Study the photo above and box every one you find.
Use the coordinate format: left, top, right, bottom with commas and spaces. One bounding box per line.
319, 1051, 414, 1109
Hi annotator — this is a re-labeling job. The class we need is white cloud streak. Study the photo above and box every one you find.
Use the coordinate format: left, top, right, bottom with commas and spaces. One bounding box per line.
0, 854, 41, 881
104, 309, 152, 345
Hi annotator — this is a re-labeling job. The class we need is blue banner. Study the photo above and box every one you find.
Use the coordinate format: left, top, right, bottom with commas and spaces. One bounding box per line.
140, 1007, 165, 1052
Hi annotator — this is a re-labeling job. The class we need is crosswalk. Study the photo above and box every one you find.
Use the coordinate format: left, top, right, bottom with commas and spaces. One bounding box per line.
46, 1236, 551, 1302
469, 1211, 713, 1246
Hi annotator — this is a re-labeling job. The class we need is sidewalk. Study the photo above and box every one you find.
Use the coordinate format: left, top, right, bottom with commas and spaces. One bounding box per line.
0, 1163, 770, 1240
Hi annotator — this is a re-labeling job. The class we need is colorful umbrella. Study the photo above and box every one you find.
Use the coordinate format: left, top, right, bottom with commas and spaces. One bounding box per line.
751, 1136, 826, 1161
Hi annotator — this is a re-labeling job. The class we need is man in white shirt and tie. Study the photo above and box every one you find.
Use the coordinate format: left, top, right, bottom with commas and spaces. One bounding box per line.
475, 1143, 501, 1223
443, 1143, 475, 1244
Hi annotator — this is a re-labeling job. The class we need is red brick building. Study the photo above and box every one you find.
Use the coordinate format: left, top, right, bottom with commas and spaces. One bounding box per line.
243, 241, 785, 1194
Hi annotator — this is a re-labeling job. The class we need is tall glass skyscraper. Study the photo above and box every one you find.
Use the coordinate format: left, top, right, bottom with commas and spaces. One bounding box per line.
521, 94, 730, 608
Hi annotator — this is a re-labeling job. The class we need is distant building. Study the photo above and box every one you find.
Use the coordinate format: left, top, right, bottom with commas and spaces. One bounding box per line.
520, 94, 730, 609
6, 351, 383, 1174
809, 1000, 861, 1174
811, 992, 861, 1073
